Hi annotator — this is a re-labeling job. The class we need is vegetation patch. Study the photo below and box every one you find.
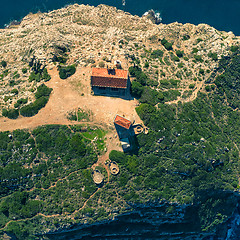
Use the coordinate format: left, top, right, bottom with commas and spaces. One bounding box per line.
58, 65, 76, 79
0, 125, 106, 239
19, 84, 52, 117
2, 108, 19, 119
29, 68, 51, 82
67, 108, 93, 122
161, 38, 173, 50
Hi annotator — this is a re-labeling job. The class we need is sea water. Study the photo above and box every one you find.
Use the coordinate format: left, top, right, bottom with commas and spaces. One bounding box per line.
1, 0, 240, 35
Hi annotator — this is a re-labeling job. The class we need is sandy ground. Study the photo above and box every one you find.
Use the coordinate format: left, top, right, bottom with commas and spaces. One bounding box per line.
0, 66, 143, 132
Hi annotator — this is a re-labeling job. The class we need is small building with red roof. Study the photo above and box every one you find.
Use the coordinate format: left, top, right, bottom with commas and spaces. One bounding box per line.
91, 67, 130, 97
114, 115, 132, 130
114, 115, 135, 152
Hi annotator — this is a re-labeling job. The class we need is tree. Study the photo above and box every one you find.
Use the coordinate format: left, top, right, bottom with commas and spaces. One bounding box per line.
59, 65, 76, 79
176, 50, 184, 58
131, 81, 143, 98
1, 60, 7, 68
69, 134, 86, 156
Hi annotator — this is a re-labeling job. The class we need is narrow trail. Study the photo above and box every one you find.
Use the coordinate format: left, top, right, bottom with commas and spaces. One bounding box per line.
166, 81, 205, 105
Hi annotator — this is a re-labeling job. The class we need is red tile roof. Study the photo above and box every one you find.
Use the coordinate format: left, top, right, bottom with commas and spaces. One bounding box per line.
92, 68, 128, 79
91, 68, 128, 89
114, 115, 132, 129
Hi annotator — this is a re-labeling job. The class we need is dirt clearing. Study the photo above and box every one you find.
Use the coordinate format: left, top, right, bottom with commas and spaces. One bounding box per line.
0, 66, 142, 132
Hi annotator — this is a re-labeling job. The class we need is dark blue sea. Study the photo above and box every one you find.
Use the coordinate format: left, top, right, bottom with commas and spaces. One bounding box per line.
1, 0, 240, 35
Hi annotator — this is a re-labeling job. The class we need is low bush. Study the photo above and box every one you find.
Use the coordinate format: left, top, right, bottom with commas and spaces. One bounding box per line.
176, 50, 184, 58
29, 68, 51, 82
20, 84, 52, 117
150, 49, 164, 58
35, 84, 52, 99
14, 98, 28, 108
189, 83, 195, 89
230, 45, 239, 52
20, 97, 48, 117
11, 89, 18, 95
1, 60, 7, 68
192, 48, 199, 54
161, 38, 173, 50
22, 68, 27, 74
208, 52, 218, 61
2, 108, 19, 119
59, 65, 76, 79
194, 55, 203, 62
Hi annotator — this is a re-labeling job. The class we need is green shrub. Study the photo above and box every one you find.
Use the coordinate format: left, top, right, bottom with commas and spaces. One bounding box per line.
131, 81, 144, 98
129, 66, 147, 85
208, 52, 218, 61
109, 150, 127, 165
199, 69, 204, 75
29, 72, 41, 82
189, 83, 195, 89
11, 89, 18, 95
173, 55, 180, 62
13, 73, 20, 79
35, 84, 52, 99
150, 49, 164, 58
59, 65, 76, 79
1, 60, 7, 68
230, 45, 239, 52
178, 62, 184, 68
161, 38, 173, 50
2, 108, 19, 119
192, 48, 199, 54
164, 56, 171, 66
9, 80, 15, 87
22, 68, 27, 74
161, 38, 168, 45
183, 35, 190, 40
176, 50, 184, 58
164, 42, 173, 51
20, 97, 48, 117
29, 68, 50, 82
20, 84, 52, 117
205, 85, 211, 92
14, 98, 28, 108
162, 89, 181, 101
140, 87, 164, 105
194, 55, 203, 62
53, 56, 67, 64
98, 61, 105, 68
69, 134, 86, 156
144, 61, 149, 68
42, 68, 51, 81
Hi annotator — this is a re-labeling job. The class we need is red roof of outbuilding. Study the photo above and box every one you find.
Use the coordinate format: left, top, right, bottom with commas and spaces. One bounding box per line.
114, 115, 132, 129
91, 68, 128, 89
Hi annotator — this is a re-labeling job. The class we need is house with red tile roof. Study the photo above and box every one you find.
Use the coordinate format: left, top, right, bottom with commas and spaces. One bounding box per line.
91, 67, 130, 97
